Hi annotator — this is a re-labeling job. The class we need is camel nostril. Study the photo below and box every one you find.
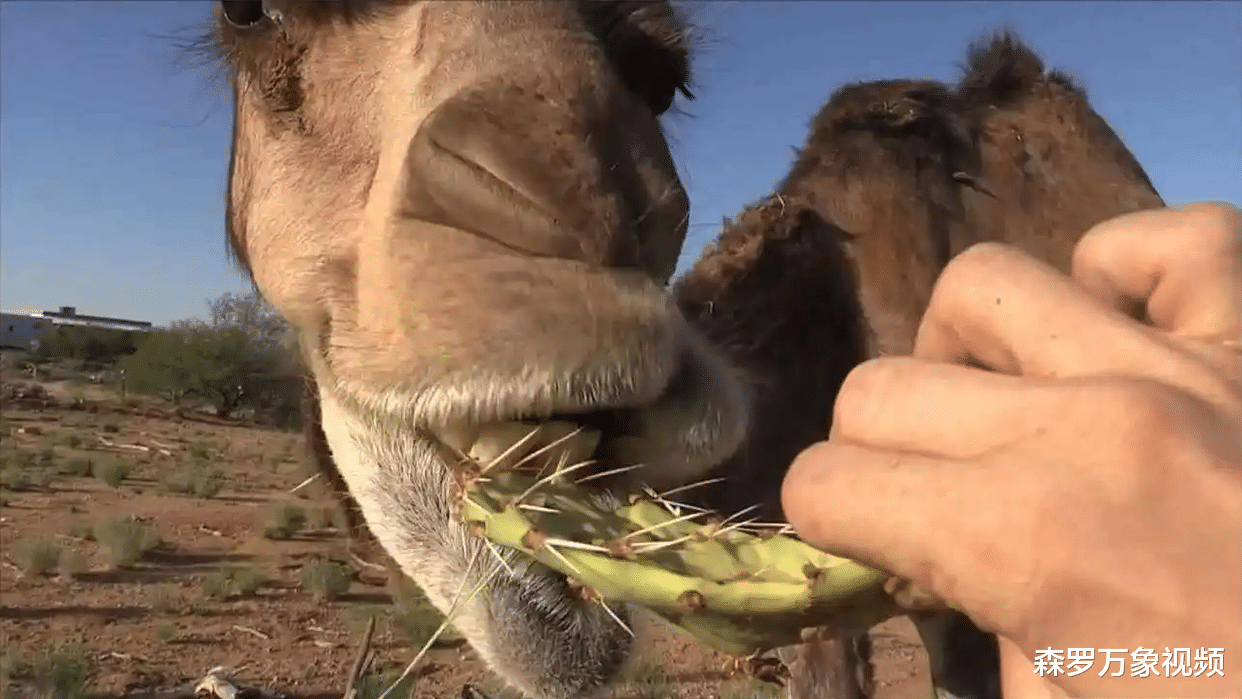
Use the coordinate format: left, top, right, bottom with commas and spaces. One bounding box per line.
399, 87, 677, 273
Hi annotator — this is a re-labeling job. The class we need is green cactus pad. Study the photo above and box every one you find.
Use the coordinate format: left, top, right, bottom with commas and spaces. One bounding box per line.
457, 464, 896, 657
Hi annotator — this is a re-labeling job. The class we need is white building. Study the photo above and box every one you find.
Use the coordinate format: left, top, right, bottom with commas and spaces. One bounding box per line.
0, 306, 153, 350
0, 312, 54, 350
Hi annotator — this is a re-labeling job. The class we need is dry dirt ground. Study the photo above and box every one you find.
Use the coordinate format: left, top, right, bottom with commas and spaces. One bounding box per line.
0, 379, 931, 699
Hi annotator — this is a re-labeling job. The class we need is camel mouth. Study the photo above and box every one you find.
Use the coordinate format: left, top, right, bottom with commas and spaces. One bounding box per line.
431, 411, 660, 594
434, 410, 659, 497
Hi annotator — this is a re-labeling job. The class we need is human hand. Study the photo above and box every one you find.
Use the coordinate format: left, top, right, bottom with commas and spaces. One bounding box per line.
781, 202, 1242, 698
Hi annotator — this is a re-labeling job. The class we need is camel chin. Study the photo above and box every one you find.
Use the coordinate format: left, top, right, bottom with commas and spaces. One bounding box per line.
316, 390, 682, 699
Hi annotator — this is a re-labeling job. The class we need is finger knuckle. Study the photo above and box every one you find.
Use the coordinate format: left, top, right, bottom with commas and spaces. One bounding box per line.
831, 358, 903, 438
927, 242, 1027, 318
1075, 202, 1242, 275
1182, 201, 1242, 238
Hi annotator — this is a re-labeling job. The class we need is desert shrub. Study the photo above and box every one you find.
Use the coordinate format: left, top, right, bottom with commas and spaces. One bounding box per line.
312, 505, 339, 530
201, 570, 234, 600
65, 517, 92, 541
231, 566, 266, 596
721, 678, 785, 699
29, 323, 139, 365
93, 516, 161, 568
186, 441, 211, 461
3, 450, 37, 468
0, 467, 31, 491
261, 503, 306, 539
299, 558, 352, 601
163, 462, 223, 498
12, 536, 61, 576
57, 549, 88, 578
623, 655, 675, 699
27, 644, 93, 699
60, 458, 92, 477
201, 565, 265, 600
155, 622, 177, 644
23, 468, 53, 489
355, 669, 416, 699
95, 459, 130, 488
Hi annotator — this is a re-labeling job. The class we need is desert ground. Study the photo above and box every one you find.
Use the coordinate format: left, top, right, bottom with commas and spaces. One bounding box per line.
0, 372, 932, 699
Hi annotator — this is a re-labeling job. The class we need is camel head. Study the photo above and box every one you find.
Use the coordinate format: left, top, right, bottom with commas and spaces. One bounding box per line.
211, 2, 748, 697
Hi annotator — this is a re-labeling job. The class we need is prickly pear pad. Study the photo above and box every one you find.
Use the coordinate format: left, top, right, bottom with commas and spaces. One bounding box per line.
457, 464, 895, 657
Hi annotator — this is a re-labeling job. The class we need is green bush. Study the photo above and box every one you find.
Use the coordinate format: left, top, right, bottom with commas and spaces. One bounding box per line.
299, 558, 352, 601
12, 536, 61, 576
163, 462, 223, 498
93, 516, 161, 568
261, 503, 306, 539
355, 669, 417, 699
95, 459, 130, 488
60, 458, 93, 477
28, 645, 93, 699
201, 566, 266, 600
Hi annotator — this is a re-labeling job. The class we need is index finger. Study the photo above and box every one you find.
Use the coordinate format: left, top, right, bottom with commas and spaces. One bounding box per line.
911, 242, 1233, 408
1071, 202, 1242, 343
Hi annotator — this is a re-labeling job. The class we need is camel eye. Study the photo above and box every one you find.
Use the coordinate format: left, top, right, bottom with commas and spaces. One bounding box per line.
220, 0, 266, 28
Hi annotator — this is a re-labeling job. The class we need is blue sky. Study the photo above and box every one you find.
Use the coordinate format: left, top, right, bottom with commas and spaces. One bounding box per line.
2, 1, 1239, 325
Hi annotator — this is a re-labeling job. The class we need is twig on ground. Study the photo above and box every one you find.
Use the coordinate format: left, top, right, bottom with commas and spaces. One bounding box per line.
288, 473, 319, 494
342, 616, 376, 699
96, 435, 172, 456
100, 651, 148, 662
347, 546, 389, 572
232, 625, 271, 640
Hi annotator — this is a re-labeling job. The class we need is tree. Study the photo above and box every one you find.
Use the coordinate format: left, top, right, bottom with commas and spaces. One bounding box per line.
116, 329, 204, 406
116, 290, 305, 422
205, 289, 292, 352
201, 290, 302, 423
29, 325, 139, 367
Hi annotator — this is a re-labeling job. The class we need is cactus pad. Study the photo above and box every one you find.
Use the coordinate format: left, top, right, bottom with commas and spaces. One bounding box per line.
446, 426, 897, 658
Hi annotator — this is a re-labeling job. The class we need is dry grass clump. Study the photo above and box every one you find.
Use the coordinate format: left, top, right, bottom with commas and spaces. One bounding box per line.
93, 515, 161, 568
163, 460, 223, 498
202, 565, 267, 600
12, 536, 61, 576
3, 644, 94, 699
94, 458, 130, 488
299, 558, 352, 601
261, 502, 306, 539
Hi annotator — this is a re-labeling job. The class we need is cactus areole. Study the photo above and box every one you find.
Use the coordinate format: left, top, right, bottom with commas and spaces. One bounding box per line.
448, 435, 896, 658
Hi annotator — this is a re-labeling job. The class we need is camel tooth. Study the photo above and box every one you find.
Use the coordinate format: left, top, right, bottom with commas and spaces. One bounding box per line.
466, 420, 602, 475
437, 424, 482, 455
468, 422, 547, 472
